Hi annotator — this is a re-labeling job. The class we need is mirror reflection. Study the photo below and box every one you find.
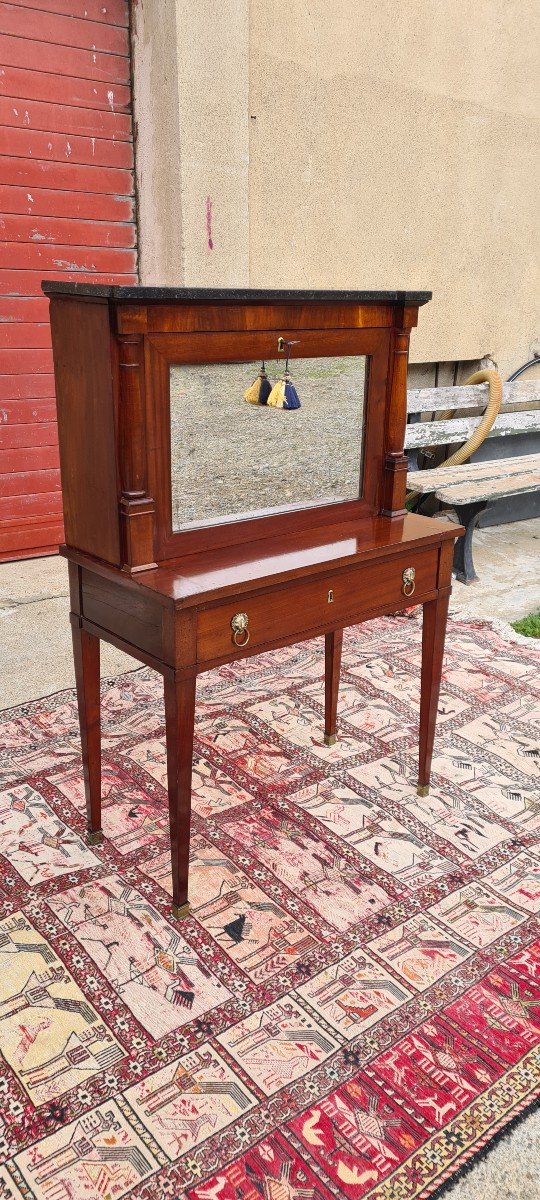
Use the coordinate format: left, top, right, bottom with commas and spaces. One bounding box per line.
170, 356, 367, 529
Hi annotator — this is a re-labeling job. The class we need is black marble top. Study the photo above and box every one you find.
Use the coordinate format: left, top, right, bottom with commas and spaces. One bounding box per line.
41, 281, 432, 306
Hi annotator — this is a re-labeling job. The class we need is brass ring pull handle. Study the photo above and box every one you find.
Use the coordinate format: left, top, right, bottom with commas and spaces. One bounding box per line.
402, 567, 416, 598
231, 612, 250, 647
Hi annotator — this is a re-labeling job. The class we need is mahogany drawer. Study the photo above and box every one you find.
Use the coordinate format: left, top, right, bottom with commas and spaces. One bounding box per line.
196, 546, 439, 662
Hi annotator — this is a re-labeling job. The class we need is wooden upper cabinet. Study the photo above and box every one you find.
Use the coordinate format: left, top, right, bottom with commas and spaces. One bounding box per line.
43, 284, 431, 573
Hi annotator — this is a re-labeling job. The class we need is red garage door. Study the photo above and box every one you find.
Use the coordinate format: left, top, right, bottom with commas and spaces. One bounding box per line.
0, 0, 137, 561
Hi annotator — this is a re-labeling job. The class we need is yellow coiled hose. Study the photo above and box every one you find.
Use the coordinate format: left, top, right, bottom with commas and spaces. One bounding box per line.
406, 369, 503, 505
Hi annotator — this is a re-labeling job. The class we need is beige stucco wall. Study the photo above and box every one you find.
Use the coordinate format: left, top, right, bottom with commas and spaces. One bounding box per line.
131, 1, 539, 377
131, 0, 249, 287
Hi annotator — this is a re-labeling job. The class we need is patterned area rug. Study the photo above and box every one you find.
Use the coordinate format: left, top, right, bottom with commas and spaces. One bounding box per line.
0, 613, 539, 1200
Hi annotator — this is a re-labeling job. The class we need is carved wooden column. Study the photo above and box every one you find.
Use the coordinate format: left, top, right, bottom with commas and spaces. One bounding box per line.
118, 333, 157, 571
381, 311, 413, 517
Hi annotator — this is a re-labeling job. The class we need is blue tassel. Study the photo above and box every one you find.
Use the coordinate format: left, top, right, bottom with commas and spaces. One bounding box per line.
258, 373, 272, 405
283, 380, 301, 410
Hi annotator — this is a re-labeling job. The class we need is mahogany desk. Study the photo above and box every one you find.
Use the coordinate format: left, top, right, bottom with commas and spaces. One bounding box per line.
43, 284, 463, 919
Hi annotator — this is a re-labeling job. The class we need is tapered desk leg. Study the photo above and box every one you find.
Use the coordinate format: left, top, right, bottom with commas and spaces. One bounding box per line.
71, 620, 103, 843
164, 671, 197, 919
324, 629, 343, 746
418, 594, 450, 795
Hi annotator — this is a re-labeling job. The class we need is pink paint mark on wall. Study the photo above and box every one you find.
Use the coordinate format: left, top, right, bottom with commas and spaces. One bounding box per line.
206, 196, 214, 250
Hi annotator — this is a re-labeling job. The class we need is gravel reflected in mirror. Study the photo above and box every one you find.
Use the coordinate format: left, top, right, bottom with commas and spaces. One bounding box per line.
170, 356, 367, 528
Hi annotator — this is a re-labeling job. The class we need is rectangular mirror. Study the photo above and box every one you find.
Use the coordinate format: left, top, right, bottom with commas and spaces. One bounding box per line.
170, 355, 367, 530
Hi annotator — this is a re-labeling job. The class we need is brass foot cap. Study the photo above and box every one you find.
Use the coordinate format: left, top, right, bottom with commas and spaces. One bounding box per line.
172, 902, 191, 920
324, 733, 337, 747
417, 785, 430, 797
87, 829, 104, 845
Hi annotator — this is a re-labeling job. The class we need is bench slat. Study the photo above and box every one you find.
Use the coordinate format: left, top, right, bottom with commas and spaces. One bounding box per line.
438, 468, 540, 506
407, 452, 540, 500
405, 409, 540, 450
407, 379, 540, 414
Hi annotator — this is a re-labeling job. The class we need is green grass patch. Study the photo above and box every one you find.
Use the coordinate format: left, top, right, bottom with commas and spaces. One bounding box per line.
511, 610, 540, 638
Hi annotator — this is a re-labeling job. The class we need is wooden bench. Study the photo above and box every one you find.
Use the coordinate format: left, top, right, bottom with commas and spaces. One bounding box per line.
405, 380, 540, 583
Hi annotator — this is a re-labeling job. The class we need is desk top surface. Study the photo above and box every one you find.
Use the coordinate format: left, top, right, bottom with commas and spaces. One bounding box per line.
42, 282, 432, 306
65, 513, 459, 607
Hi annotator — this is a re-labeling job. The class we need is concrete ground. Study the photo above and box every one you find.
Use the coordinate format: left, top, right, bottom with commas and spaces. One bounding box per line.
1, 520, 539, 1200
447, 514, 540, 623
1, 554, 138, 710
